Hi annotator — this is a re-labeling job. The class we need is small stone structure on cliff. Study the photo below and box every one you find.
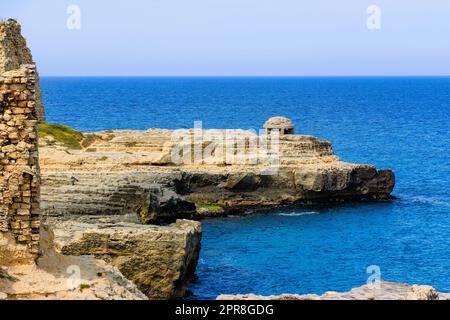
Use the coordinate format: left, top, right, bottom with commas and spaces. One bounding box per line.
0, 19, 45, 123
0, 64, 41, 265
264, 116, 295, 135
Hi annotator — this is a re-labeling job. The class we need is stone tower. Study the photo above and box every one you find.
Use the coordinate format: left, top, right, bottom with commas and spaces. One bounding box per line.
264, 116, 295, 135
0, 19, 45, 123
0, 59, 41, 263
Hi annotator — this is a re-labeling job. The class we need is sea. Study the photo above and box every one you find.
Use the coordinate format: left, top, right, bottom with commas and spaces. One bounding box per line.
41, 76, 450, 299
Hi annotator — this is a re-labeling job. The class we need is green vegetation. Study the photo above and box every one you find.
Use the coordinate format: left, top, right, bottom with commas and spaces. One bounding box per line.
196, 203, 224, 213
38, 123, 98, 150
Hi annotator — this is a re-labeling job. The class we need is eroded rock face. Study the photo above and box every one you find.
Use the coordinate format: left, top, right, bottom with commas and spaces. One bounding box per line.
39, 129, 395, 218
0, 226, 147, 300
50, 218, 202, 299
138, 185, 197, 224
217, 281, 449, 300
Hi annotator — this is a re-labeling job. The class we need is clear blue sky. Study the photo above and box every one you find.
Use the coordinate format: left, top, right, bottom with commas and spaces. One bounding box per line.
2, 0, 449, 76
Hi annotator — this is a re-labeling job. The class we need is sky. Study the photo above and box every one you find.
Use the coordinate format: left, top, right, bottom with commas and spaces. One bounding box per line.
1, 0, 450, 76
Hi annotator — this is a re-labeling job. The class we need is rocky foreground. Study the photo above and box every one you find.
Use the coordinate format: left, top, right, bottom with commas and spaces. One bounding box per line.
50, 218, 201, 299
217, 281, 450, 300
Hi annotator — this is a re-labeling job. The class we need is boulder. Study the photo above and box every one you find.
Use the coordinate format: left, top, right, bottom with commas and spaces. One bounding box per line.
405, 285, 439, 300
0, 225, 147, 300
51, 218, 202, 300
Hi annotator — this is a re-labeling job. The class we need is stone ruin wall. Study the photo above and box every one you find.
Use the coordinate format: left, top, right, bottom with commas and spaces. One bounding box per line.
0, 64, 41, 265
0, 19, 45, 123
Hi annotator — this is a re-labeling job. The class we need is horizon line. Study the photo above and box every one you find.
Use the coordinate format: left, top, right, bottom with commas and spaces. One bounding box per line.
40, 74, 450, 78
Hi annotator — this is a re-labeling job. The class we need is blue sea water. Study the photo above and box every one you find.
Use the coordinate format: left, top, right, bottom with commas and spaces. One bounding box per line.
40, 77, 450, 299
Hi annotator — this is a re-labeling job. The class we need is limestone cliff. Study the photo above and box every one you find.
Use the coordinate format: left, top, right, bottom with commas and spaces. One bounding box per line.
0, 225, 147, 300
38, 128, 395, 220
0, 19, 45, 123
50, 218, 202, 299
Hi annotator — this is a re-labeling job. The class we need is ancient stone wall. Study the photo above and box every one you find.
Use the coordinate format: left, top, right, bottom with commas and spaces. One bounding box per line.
0, 64, 41, 265
0, 19, 45, 123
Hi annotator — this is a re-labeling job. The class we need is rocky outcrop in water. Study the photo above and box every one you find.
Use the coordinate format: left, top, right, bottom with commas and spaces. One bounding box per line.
39, 128, 395, 218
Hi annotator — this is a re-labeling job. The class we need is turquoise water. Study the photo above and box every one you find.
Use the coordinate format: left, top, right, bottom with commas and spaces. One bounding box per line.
41, 77, 450, 299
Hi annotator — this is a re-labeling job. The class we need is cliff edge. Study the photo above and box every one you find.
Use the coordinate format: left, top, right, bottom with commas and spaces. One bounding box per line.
38, 125, 395, 221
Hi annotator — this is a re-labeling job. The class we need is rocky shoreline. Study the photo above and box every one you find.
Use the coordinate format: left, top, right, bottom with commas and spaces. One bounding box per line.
217, 282, 450, 300
32, 125, 395, 299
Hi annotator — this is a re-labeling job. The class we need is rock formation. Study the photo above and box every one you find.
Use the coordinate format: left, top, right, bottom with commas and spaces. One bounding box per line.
138, 185, 197, 224
50, 218, 201, 299
38, 127, 395, 219
0, 225, 147, 300
217, 281, 450, 300
0, 19, 45, 123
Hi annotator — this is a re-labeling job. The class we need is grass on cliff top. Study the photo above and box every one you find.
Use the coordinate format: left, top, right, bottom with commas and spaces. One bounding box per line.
196, 203, 224, 213
38, 123, 89, 149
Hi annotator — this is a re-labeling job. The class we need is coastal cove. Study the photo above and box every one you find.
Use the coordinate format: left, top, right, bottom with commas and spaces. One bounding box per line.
40, 76, 450, 300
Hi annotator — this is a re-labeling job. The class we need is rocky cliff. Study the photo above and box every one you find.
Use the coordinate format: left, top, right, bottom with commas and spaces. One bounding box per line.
0, 225, 147, 300
39, 128, 395, 221
50, 217, 201, 299
0, 19, 45, 123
